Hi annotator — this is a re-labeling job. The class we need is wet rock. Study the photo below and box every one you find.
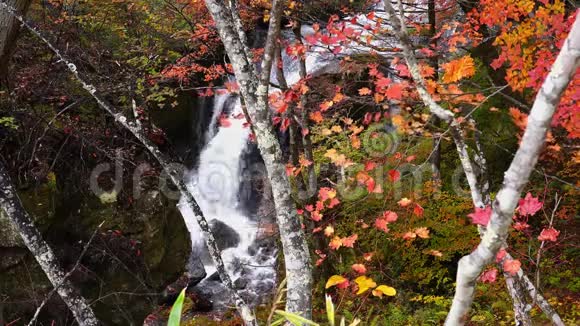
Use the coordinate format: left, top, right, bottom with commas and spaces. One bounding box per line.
209, 219, 240, 251
233, 277, 248, 289
186, 249, 207, 283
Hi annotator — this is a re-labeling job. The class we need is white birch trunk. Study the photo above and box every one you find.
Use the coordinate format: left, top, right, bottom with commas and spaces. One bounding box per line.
0, 0, 31, 76
446, 13, 580, 325
0, 3, 257, 324
204, 0, 313, 318
0, 162, 99, 325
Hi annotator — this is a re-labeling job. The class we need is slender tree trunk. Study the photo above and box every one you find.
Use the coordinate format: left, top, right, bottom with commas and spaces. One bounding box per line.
0, 3, 257, 324
446, 14, 580, 325
274, 45, 307, 200
292, 22, 317, 199
0, 162, 99, 325
204, 0, 313, 318
0, 0, 31, 78
427, 0, 441, 184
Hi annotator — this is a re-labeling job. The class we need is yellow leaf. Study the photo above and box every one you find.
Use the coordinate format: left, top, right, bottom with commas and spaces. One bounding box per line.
326, 275, 347, 289
331, 125, 343, 133
391, 115, 406, 131
372, 285, 397, 297
442, 55, 475, 83
415, 227, 430, 239
321, 128, 333, 136
354, 276, 376, 295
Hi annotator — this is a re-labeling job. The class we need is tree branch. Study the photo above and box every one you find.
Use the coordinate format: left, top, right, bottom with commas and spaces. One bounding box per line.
0, 162, 100, 326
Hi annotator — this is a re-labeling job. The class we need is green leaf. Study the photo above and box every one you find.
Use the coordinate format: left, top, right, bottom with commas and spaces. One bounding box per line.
270, 317, 287, 326
326, 294, 335, 326
167, 288, 186, 326
275, 310, 320, 326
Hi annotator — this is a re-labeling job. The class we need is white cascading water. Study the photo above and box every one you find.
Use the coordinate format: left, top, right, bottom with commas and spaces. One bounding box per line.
178, 93, 276, 305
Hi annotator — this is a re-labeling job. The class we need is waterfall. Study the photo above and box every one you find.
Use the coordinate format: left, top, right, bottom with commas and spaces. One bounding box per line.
178, 93, 276, 307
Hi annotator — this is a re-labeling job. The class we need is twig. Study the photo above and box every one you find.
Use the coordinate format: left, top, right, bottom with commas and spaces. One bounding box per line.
28, 221, 105, 326
534, 193, 562, 307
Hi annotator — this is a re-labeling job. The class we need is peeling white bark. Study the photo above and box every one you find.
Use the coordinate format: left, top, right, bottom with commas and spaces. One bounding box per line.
446, 14, 580, 325
204, 0, 313, 319
0, 3, 256, 324
0, 162, 99, 325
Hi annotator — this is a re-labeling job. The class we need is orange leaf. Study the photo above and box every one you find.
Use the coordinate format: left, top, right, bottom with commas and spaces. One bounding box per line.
310, 111, 323, 124
329, 236, 342, 250
503, 259, 521, 276
358, 87, 372, 95
342, 234, 358, 248
352, 263, 367, 274
398, 198, 412, 207
320, 100, 334, 111
442, 55, 476, 83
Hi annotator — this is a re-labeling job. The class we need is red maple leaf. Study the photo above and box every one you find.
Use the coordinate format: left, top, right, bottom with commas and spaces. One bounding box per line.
352, 264, 367, 274
513, 221, 530, 231
311, 211, 323, 222
503, 259, 521, 276
342, 234, 358, 248
413, 204, 424, 217
468, 206, 492, 226
382, 211, 398, 222
518, 193, 543, 216
537, 228, 560, 242
495, 248, 507, 263
388, 169, 401, 182
374, 218, 389, 233
385, 83, 405, 100
480, 268, 498, 283
376, 77, 391, 89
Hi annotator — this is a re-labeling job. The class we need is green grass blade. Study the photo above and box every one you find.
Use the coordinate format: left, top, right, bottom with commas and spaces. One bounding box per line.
167, 288, 187, 326
275, 310, 320, 326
